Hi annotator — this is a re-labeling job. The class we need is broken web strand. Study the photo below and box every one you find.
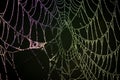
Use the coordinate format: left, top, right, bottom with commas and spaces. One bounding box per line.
0, 1, 48, 51
18, 7, 51, 78
23, 0, 66, 79
0, 2, 49, 80
0, 0, 120, 80
38, 0, 119, 79
0, 17, 46, 52
4, 0, 56, 79
0, 28, 47, 80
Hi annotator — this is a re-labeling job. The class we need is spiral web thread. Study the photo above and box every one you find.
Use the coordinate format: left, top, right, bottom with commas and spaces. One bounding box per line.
0, 0, 120, 80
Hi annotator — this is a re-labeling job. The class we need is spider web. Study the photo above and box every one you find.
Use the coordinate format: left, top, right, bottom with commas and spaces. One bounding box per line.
0, 0, 120, 80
